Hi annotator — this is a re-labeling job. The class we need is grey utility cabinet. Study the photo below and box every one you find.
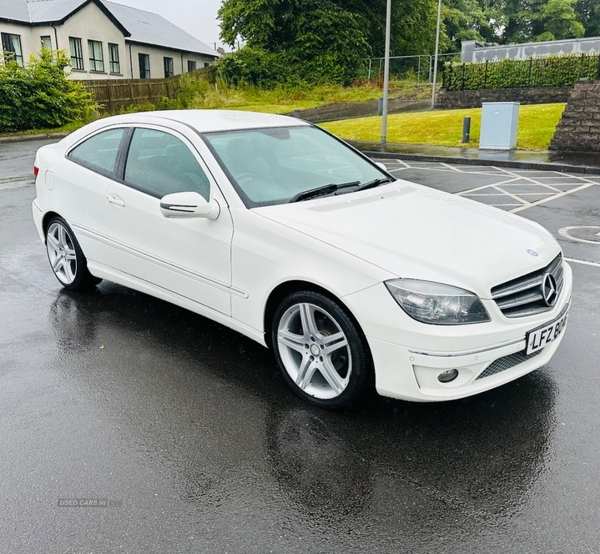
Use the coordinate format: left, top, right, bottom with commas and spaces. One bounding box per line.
479, 102, 520, 150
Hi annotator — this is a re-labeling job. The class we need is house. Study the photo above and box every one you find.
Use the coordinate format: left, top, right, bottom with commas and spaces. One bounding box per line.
0, 0, 219, 79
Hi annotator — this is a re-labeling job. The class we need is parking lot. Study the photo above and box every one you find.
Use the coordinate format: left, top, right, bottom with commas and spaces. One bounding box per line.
1, 139, 600, 553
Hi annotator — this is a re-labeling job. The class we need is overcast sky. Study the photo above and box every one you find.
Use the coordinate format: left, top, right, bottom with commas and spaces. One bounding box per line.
110, 0, 224, 50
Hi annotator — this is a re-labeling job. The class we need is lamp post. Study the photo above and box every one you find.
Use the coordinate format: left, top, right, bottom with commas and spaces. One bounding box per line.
380, 0, 392, 148
431, 0, 442, 109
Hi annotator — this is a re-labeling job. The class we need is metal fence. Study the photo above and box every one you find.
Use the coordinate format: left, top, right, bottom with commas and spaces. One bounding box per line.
444, 54, 600, 91
365, 53, 459, 83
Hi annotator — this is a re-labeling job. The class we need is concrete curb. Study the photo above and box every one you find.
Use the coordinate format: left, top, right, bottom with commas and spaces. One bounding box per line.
359, 150, 600, 175
0, 132, 69, 143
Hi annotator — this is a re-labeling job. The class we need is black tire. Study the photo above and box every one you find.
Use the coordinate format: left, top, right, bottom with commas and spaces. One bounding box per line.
45, 216, 101, 291
271, 291, 372, 409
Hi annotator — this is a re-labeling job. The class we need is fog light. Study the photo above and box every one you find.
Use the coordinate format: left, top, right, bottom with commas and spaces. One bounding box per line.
438, 369, 459, 383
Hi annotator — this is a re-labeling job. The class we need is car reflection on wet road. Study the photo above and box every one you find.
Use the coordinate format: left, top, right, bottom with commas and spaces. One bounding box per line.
1, 139, 600, 552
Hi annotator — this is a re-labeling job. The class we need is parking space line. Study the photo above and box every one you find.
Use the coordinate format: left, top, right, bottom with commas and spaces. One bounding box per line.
565, 257, 600, 268
492, 185, 531, 207
510, 183, 596, 213
456, 177, 522, 195
385, 159, 600, 213
441, 163, 461, 172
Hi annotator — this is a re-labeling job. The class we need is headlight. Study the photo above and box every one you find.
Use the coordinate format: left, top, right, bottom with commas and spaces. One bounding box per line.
385, 279, 490, 325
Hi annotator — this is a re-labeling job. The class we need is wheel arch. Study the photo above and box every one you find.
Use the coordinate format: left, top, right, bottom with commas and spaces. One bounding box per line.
41, 211, 62, 241
263, 280, 367, 352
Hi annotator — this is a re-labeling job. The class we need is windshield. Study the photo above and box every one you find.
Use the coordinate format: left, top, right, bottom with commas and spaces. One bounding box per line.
202, 126, 389, 207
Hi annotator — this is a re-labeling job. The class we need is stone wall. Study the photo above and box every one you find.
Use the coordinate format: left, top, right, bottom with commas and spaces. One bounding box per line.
550, 82, 600, 152
437, 87, 573, 110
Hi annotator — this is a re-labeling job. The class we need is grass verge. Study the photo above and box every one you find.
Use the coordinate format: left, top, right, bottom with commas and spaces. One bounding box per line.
321, 103, 566, 151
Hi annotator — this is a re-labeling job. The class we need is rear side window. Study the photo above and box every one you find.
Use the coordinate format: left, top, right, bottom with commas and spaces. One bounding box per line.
124, 128, 210, 200
68, 128, 125, 175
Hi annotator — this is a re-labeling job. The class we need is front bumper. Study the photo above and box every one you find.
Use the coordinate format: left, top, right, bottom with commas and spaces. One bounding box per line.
343, 261, 573, 402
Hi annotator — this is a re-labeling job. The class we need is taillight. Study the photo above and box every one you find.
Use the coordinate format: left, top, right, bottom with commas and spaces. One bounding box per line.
34, 165, 40, 177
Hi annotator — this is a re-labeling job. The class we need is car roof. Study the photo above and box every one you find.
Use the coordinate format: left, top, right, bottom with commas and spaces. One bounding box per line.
98, 110, 311, 134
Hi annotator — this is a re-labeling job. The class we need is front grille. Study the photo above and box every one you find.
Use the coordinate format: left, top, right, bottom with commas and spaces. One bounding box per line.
476, 348, 544, 380
491, 254, 564, 318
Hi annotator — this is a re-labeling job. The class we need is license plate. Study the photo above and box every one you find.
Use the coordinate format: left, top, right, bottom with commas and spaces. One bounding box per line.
525, 303, 570, 355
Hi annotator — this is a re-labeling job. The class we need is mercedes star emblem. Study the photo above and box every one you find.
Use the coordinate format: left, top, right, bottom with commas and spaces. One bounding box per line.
541, 273, 558, 307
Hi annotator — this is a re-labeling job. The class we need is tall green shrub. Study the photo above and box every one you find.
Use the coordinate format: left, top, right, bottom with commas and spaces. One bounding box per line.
0, 49, 93, 132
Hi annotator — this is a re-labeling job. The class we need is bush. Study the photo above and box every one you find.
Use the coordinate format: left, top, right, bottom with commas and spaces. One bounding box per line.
0, 49, 94, 132
215, 47, 289, 88
445, 54, 600, 91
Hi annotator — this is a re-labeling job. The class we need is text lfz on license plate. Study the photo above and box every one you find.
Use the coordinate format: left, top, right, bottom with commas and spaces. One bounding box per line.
525, 304, 569, 355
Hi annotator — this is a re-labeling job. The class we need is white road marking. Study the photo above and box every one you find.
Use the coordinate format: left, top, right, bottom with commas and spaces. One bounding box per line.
565, 257, 600, 268
511, 183, 596, 213
441, 162, 461, 172
558, 226, 600, 245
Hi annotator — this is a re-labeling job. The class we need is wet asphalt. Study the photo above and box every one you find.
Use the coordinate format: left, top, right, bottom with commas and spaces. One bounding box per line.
1, 139, 600, 553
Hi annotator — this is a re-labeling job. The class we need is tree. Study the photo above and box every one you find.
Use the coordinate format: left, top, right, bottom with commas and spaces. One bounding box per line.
492, 0, 584, 43
218, 0, 372, 84
576, 0, 600, 37
442, 0, 498, 51
536, 0, 585, 41
341, 0, 439, 56
218, 0, 446, 85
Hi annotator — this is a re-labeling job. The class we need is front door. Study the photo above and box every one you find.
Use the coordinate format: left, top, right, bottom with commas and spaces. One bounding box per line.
104, 127, 233, 315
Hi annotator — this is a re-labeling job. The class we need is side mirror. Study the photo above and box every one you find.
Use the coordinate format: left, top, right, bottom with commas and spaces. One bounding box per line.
159, 191, 220, 220
375, 162, 387, 171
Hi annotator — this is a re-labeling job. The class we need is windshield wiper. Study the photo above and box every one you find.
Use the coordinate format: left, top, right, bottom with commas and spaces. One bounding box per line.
289, 181, 360, 203
354, 176, 394, 192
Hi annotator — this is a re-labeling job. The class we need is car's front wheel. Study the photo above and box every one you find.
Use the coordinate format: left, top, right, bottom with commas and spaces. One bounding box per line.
272, 291, 372, 409
45, 216, 101, 291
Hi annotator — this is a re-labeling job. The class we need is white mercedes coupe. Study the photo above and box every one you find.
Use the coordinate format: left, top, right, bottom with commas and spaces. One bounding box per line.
32, 110, 572, 408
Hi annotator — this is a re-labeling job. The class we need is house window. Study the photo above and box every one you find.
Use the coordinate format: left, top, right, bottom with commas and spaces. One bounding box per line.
88, 40, 104, 72
1, 33, 24, 66
187, 60, 196, 72
108, 43, 120, 74
163, 57, 174, 78
69, 37, 84, 70
40, 36, 52, 52
139, 53, 150, 79
204, 62, 210, 68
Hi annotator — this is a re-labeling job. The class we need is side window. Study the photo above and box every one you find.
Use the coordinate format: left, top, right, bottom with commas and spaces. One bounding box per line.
68, 128, 125, 175
124, 128, 210, 200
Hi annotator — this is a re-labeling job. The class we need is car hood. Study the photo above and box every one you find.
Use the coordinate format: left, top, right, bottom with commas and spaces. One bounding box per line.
254, 180, 560, 298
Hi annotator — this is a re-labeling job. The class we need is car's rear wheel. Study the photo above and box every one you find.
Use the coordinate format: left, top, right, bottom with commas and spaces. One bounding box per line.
46, 217, 101, 291
272, 291, 372, 409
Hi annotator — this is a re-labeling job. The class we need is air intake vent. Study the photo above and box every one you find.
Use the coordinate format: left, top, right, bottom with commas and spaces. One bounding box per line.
476, 349, 544, 380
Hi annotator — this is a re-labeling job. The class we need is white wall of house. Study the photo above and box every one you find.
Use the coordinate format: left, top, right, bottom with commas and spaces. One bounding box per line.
57, 2, 128, 79
127, 43, 214, 79
1, 1, 215, 80
0, 21, 55, 65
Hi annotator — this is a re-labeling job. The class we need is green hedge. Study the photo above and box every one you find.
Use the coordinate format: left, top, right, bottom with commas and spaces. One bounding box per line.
444, 54, 600, 91
0, 49, 93, 132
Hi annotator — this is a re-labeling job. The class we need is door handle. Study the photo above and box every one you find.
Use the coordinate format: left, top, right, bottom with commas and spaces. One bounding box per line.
106, 193, 125, 207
